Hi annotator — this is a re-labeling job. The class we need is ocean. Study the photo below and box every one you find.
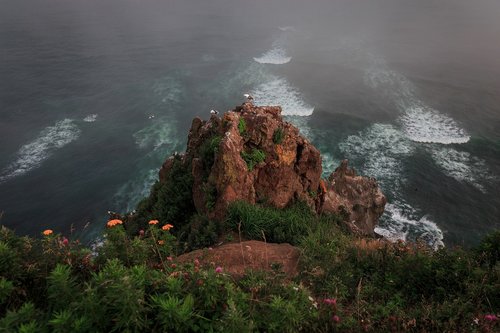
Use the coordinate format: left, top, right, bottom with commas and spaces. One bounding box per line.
1, 0, 499, 246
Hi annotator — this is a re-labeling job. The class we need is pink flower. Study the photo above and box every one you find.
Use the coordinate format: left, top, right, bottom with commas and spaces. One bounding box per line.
62, 237, 69, 246
332, 315, 340, 323
323, 298, 337, 305
139, 229, 145, 236
485, 314, 498, 322
215, 266, 223, 273
194, 259, 200, 267
166, 256, 173, 261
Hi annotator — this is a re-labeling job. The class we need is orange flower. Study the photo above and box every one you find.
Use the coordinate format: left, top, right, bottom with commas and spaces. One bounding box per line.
107, 219, 123, 228
42, 229, 53, 236
162, 224, 174, 231
148, 220, 159, 225
157, 240, 165, 245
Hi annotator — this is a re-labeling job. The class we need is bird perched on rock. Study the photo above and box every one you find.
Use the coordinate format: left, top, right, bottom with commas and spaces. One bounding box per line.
244, 93, 254, 102
210, 109, 219, 115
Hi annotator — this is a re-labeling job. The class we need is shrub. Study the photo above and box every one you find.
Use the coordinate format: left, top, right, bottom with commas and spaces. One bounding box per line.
132, 158, 195, 235
238, 118, 246, 135
240, 148, 266, 171
272, 127, 284, 144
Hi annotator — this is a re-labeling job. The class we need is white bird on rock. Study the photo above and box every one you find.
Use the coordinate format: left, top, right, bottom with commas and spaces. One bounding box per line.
243, 93, 254, 102
210, 109, 219, 115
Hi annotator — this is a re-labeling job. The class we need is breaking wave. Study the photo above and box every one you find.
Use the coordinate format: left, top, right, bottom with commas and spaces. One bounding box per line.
339, 123, 444, 248
113, 168, 159, 212
339, 123, 414, 189
254, 46, 291, 65
0, 119, 81, 183
252, 77, 314, 116
430, 146, 494, 192
278, 26, 295, 32
133, 116, 179, 151
364, 60, 470, 145
83, 114, 98, 122
376, 202, 444, 250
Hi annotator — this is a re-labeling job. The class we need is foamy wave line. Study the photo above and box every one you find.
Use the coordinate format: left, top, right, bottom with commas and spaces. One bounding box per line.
254, 46, 291, 65
0, 119, 81, 183
252, 77, 314, 116
134, 118, 179, 151
114, 168, 159, 212
376, 203, 444, 250
278, 26, 295, 32
430, 146, 494, 192
83, 114, 98, 122
364, 62, 470, 145
401, 106, 470, 144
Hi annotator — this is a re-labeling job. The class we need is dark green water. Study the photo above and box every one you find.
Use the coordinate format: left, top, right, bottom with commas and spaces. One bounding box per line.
1, 0, 499, 246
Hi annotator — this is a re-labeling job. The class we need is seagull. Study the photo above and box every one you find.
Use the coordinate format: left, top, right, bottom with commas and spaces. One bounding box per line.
244, 93, 254, 102
210, 109, 219, 115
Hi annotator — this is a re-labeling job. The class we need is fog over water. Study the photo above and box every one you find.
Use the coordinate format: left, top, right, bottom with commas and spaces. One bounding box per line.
1, 0, 499, 246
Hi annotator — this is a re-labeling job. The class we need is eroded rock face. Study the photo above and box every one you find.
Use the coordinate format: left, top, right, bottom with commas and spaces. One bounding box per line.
321, 160, 387, 235
159, 103, 386, 235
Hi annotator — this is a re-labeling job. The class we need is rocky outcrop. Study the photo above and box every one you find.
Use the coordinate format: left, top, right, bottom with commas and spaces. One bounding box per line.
321, 160, 386, 235
159, 102, 386, 235
177, 240, 300, 278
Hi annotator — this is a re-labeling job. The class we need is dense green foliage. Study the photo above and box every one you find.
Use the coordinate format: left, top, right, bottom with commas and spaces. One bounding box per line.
130, 157, 196, 236
272, 127, 284, 144
240, 149, 266, 171
1, 201, 499, 332
238, 118, 247, 135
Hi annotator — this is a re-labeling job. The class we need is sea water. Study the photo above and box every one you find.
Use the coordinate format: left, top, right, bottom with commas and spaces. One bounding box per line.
1, 0, 499, 246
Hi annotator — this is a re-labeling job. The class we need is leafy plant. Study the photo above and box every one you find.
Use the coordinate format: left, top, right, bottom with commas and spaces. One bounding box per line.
241, 148, 266, 171
238, 118, 247, 135
272, 127, 284, 144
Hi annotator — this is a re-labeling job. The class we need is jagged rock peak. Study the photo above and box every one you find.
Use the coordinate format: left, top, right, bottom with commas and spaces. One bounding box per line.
159, 103, 386, 235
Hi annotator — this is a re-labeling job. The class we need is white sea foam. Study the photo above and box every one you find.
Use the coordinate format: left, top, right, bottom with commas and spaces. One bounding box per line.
321, 151, 341, 178
254, 46, 292, 65
278, 26, 295, 32
252, 77, 314, 116
134, 117, 179, 151
430, 146, 494, 192
364, 62, 470, 144
401, 106, 470, 144
83, 114, 97, 122
0, 119, 80, 183
339, 123, 414, 189
338, 123, 444, 248
114, 168, 159, 212
376, 202, 444, 250
152, 76, 184, 104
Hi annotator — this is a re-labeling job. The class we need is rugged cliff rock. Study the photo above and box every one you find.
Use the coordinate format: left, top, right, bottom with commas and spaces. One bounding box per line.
159, 102, 386, 235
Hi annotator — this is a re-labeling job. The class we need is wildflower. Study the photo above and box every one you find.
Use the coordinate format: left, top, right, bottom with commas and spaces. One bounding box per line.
332, 315, 340, 323
107, 219, 123, 228
167, 256, 173, 261
148, 220, 159, 225
194, 258, 200, 267
42, 229, 53, 236
170, 263, 176, 269
215, 266, 223, 273
162, 224, 174, 231
62, 237, 69, 246
485, 314, 498, 322
158, 240, 165, 245
139, 229, 144, 236
323, 298, 337, 306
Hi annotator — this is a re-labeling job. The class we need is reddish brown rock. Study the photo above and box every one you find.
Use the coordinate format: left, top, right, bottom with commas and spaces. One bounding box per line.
159, 103, 386, 235
176, 240, 300, 277
320, 160, 387, 235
